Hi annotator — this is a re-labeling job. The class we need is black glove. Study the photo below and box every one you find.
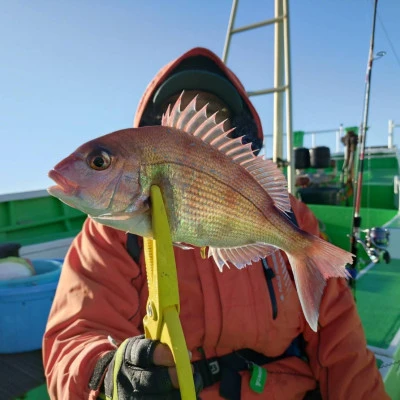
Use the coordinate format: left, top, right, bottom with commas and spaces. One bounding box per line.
89, 335, 203, 399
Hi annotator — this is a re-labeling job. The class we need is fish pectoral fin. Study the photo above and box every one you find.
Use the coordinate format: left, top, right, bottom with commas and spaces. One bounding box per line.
95, 206, 149, 221
173, 242, 194, 250
94, 213, 133, 221
208, 243, 278, 272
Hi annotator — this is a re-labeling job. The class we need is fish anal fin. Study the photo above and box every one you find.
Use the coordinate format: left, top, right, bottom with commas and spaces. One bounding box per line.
208, 243, 278, 272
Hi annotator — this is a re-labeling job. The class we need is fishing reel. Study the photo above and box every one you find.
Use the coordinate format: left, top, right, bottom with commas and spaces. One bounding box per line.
357, 227, 390, 264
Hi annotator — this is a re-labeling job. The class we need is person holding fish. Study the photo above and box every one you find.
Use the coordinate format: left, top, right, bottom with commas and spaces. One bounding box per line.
43, 47, 388, 399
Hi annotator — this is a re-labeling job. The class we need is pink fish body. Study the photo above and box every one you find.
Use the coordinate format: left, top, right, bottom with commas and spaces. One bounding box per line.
48, 94, 353, 331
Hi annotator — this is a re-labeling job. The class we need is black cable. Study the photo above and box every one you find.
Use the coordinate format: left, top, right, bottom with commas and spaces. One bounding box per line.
377, 12, 400, 70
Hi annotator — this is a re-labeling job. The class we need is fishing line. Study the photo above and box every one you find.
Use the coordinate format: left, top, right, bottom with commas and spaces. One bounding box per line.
365, 148, 371, 229
377, 12, 400, 70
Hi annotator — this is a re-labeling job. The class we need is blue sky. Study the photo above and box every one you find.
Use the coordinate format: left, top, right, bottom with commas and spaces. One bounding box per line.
1, 0, 399, 195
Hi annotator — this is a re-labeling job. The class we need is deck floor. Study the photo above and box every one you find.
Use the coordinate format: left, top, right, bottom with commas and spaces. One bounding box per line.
356, 258, 400, 352
0, 350, 45, 400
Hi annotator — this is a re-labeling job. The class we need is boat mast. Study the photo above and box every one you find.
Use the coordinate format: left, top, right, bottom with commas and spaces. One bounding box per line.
349, 0, 379, 284
222, 0, 295, 194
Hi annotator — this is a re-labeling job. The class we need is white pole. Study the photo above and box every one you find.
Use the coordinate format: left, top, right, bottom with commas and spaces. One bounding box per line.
273, 0, 284, 164
388, 119, 394, 149
282, 0, 294, 194
222, 0, 239, 63
311, 133, 316, 148
336, 124, 343, 153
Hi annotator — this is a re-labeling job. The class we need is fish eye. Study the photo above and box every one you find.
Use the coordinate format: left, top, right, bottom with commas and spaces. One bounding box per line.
87, 150, 111, 171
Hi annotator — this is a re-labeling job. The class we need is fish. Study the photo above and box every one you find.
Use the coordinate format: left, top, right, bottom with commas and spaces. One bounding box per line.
48, 93, 353, 331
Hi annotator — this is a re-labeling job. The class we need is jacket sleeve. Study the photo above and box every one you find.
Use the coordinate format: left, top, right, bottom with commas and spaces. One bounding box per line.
42, 218, 145, 400
303, 278, 389, 399
290, 197, 389, 399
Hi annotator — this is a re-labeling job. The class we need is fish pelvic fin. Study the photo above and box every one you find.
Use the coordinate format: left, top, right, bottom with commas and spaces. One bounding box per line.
287, 236, 353, 332
162, 91, 291, 214
208, 243, 278, 272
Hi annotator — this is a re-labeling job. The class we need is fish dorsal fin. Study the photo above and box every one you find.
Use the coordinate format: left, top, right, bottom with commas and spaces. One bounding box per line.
162, 91, 291, 213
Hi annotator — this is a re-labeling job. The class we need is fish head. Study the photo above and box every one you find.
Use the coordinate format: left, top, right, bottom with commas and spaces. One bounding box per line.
47, 130, 147, 223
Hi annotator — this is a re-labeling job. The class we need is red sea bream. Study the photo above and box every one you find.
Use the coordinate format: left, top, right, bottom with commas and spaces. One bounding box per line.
48, 94, 353, 331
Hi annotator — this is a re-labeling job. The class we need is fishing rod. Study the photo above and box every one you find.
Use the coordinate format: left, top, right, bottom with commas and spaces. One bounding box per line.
349, 0, 390, 289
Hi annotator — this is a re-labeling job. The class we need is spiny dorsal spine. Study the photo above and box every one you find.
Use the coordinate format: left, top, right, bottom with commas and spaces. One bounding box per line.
162, 91, 290, 214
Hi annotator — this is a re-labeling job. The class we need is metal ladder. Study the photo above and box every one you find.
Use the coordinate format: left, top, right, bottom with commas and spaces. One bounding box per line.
222, 0, 295, 194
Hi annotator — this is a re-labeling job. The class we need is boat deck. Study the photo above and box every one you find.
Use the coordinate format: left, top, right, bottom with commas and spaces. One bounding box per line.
356, 255, 400, 398
0, 350, 45, 400
357, 259, 400, 351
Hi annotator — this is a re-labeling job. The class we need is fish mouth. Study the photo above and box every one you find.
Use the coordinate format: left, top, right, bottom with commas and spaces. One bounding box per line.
48, 169, 79, 196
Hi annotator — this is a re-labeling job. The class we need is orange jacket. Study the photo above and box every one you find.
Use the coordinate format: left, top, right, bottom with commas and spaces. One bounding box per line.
43, 48, 388, 400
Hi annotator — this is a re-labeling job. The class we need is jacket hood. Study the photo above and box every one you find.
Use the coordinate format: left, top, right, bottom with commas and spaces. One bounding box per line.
133, 47, 264, 147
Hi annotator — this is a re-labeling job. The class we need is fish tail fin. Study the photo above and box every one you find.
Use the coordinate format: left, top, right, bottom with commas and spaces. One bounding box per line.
287, 235, 353, 332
